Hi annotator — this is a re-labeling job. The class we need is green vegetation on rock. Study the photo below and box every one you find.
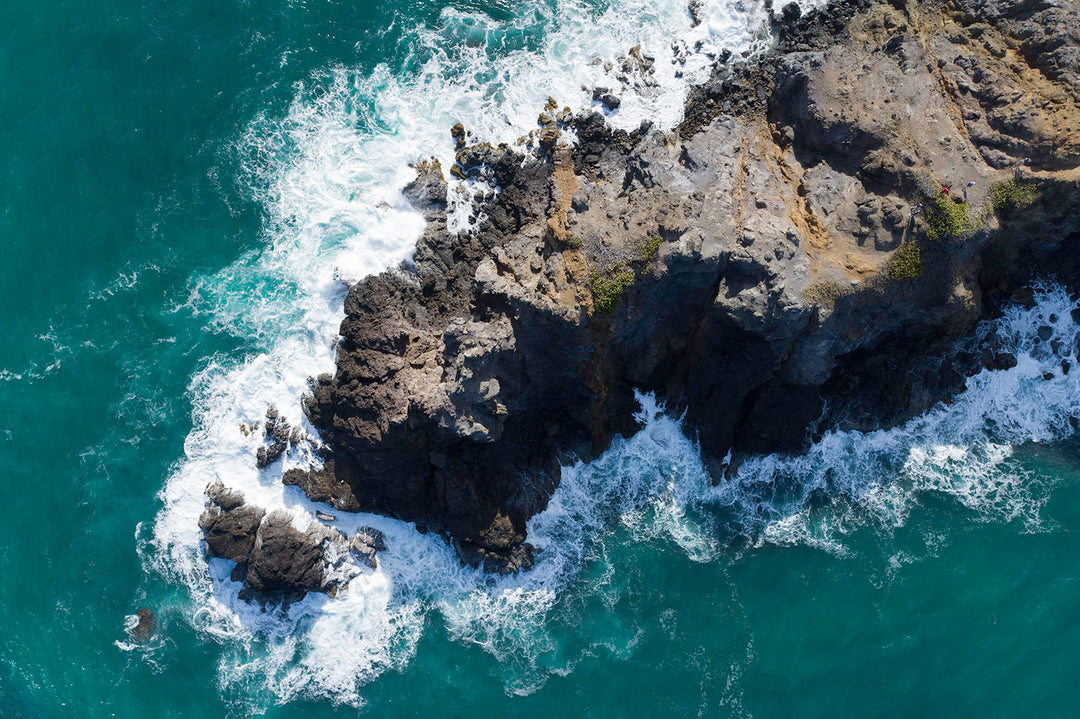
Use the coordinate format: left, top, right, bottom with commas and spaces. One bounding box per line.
989, 179, 1040, 211
636, 235, 663, 262
888, 243, 924, 281
925, 195, 979, 241
588, 266, 636, 315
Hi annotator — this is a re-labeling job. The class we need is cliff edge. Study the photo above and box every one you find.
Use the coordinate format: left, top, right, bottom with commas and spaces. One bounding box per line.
208, 0, 1080, 585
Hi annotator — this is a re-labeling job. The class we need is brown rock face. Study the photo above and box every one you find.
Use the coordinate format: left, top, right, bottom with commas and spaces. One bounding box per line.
284, 0, 1080, 571
198, 481, 357, 602
128, 609, 155, 643
243, 511, 347, 596
198, 481, 265, 564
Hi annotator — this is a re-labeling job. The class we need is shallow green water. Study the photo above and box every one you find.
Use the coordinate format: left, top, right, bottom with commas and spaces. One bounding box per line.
3, 0, 1080, 716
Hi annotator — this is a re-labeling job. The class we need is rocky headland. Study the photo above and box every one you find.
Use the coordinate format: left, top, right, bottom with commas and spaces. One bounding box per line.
202, 0, 1080, 595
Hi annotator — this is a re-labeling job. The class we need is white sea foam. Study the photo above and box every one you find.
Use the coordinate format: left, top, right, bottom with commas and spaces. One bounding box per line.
146, 0, 1080, 707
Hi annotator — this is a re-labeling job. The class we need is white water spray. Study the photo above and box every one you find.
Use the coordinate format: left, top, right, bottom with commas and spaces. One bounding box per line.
146, 0, 1076, 707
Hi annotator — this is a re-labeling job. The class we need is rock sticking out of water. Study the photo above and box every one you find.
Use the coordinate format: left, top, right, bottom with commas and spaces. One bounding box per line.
127, 608, 155, 643
349, 527, 387, 569
198, 480, 358, 603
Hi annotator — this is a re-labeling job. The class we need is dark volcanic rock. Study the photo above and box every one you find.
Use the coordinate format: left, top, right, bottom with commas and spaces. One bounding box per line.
983, 351, 1018, 371
256, 405, 294, 469
128, 608, 155, 643
282, 458, 361, 512
349, 526, 387, 569
199, 481, 356, 602
198, 480, 265, 564
286, 0, 1080, 572
243, 510, 351, 598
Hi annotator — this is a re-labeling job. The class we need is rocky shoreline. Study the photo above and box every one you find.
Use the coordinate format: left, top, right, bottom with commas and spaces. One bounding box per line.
202, 0, 1080, 597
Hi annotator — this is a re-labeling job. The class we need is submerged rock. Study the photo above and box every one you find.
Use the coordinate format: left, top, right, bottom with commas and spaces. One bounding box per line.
127, 608, 155, 643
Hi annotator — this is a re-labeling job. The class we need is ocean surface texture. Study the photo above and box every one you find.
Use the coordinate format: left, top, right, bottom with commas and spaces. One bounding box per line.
2, 0, 1079, 716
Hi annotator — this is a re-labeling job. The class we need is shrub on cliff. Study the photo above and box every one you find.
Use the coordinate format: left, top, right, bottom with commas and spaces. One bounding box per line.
588, 266, 635, 314
888, 243, 924, 282
635, 235, 663, 262
989, 179, 1040, 212
925, 195, 979, 241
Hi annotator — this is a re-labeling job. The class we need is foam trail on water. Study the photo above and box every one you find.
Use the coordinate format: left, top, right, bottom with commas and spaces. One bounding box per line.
151, 0, 789, 707
146, 0, 1078, 707
435, 285, 1080, 692
706, 283, 1080, 550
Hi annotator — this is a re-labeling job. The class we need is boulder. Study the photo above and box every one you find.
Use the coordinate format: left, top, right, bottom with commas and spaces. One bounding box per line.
348, 526, 387, 569
243, 510, 352, 598
198, 481, 265, 564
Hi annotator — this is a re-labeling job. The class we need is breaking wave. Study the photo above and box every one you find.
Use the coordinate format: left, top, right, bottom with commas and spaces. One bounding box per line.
143, 0, 1078, 709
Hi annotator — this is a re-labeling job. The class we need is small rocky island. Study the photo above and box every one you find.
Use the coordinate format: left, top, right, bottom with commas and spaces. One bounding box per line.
203, 0, 1080, 598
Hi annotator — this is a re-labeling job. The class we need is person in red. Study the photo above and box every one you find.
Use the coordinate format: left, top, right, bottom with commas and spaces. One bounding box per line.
941, 186, 949, 195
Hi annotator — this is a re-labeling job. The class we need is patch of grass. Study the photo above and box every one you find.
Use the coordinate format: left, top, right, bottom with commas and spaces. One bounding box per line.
925, 195, 979, 241
635, 235, 663, 262
588, 265, 636, 315
888, 243, 924, 282
989, 179, 1040, 211
563, 233, 582, 249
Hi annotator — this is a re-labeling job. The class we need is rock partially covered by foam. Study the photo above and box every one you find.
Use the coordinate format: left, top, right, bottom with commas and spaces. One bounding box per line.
256, 404, 306, 469
455, 519, 536, 574
198, 480, 265, 563
199, 482, 357, 603
242, 510, 352, 599
282, 457, 361, 512
349, 526, 387, 569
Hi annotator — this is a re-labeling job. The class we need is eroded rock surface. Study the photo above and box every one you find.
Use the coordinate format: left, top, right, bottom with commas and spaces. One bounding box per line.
199, 481, 360, 603
253, 0, 1080, 573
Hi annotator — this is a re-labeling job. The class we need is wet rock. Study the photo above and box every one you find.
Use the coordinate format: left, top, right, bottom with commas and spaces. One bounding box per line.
199, 480, 360, 603
255, 405, 293, 469
282, 459, 363, 511
450, 122, 466, 150
455, 538, 535, 575
591, 87, 621, 111
356, 526, 387, 552
243, 510, 352, 599
128, 608, 155, 643
1010, 287, 1037, 309
348, 527, 386, 569
255, 442, 286, 469
983, 351, 1018, 371
403, 159, 449, 217
198, 481, 265, 563
538, 123, 560, 151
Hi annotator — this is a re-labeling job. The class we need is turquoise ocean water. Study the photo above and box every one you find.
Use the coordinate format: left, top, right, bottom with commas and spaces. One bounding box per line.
3, 0, 1080, 716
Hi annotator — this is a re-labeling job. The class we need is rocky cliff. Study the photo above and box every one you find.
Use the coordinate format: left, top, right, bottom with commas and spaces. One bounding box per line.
205, 0, 1080, 588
